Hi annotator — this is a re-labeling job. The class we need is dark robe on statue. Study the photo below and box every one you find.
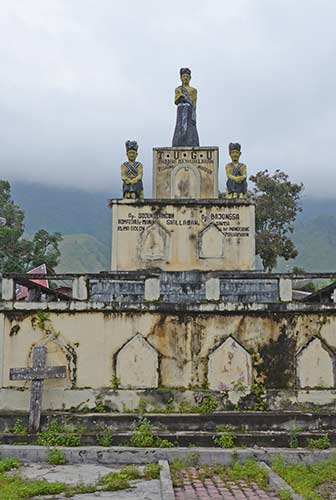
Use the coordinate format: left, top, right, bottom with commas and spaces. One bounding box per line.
172, 86, 199, 147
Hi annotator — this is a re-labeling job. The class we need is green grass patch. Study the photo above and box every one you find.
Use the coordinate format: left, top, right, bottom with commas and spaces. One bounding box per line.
37, 420, 81, 447
11, 419, 28, 435
307, 435, 330, 449
129, 418, 174, 448
279, 488, 293, 500
170, 457, 268, 489
272, 455, 336, 500
213, 425, 235, 448
144, 462, 161, 480
0, 458, 21, 473
0, 473, 67, 500
96, 429, 113, 446
0, 457, 164, 498
47, 448, 67, 465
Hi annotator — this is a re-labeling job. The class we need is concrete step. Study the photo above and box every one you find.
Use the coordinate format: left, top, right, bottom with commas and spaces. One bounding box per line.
1, 411, 336, 433
0, 430, 335, 448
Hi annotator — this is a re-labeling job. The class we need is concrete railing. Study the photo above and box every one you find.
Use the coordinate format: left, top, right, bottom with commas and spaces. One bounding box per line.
1, 271, 336, 304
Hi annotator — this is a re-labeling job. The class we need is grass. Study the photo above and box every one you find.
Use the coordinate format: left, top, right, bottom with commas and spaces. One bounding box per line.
279, 488, 293, 500
0, 458, 21, 473
307, 435, 330, 449
272, 456, 336, 500
213, 425, 235, 448
0, 457, 161, 499
36, 420, 81, 447
96, 429, 113, 446
0, 473, 67, 500
11, 419, 28, 435
128, 418, 174, 448
144, 462, 161, 480
47, 448, 67, 465
170, 457, 268, 489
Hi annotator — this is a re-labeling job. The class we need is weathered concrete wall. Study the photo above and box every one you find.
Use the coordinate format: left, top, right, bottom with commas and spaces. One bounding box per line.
0, 302, 335, 410
110, 200, 255, 271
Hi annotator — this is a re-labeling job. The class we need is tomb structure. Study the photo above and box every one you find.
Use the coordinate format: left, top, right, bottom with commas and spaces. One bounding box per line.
0, 70, 336, 418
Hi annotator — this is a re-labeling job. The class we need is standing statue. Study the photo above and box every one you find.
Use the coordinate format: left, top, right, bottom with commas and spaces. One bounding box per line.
225, 143, 247, 199
121, 140, 144, 199
172, 68, 200, 147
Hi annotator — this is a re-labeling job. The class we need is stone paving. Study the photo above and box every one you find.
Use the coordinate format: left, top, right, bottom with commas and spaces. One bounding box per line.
174, 468, 280, 500
17, 463, 161, 500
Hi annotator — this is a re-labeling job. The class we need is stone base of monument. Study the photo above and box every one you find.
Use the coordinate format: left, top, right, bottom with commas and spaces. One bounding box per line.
152, 147, 219, 199
110, 199, 255, 271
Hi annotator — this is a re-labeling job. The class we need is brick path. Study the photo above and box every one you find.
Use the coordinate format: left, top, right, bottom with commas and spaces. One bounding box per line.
174, 468, 279, 499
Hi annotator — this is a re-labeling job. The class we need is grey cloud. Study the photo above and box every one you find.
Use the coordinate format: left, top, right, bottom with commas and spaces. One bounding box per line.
0, 0, 335, 195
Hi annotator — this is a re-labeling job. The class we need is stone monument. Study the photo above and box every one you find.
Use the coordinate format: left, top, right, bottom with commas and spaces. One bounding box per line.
112, 69, 255, 271
153, 68, 219, 199
121, 140, 144, 199
172, 67, 199, 147
225, 142, 247, 198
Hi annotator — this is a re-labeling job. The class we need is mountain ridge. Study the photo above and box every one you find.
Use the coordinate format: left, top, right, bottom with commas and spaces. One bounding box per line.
10, 181, 336, 273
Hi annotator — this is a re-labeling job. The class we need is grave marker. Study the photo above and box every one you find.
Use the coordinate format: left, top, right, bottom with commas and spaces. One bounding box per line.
9, 345, 66, 433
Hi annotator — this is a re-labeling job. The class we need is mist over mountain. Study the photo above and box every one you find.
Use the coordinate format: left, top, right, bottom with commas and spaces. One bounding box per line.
10, 181, 336, 273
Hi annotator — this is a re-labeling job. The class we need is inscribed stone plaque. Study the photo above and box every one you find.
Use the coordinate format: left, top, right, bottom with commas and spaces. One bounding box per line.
116, 334, 158, 389
296, 337, 335, 388
153, 147, 218, 199
208, 336, 253, 391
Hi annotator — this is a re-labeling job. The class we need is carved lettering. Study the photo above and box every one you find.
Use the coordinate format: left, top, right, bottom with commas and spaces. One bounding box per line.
117, 209, 249, 238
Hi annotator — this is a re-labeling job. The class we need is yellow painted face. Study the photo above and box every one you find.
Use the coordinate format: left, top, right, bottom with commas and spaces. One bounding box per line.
127, 150, 138, 162
181, 72, 191, 85
230, 149, 241, 162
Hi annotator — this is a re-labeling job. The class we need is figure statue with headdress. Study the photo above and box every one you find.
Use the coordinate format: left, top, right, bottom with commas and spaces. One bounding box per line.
225, 143, 247, 199
172, 68, 200, 147
121, 140, 144, 199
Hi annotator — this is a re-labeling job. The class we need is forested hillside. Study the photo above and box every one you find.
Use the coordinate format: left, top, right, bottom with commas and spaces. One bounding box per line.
11, 181, 336, 272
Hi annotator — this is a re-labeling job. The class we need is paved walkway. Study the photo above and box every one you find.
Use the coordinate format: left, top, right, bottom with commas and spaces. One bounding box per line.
18, 463, 161, 500
43, 481, 160, 499
174, 469, 279, 499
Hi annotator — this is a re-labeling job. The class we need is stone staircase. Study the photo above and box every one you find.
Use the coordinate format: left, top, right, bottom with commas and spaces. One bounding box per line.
0, 411, 335, 448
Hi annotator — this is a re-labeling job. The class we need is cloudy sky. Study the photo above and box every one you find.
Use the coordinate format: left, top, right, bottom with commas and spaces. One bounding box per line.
1, 0, 335, 196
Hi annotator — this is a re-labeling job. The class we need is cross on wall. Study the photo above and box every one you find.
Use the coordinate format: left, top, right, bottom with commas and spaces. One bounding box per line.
9, 346, 66, 433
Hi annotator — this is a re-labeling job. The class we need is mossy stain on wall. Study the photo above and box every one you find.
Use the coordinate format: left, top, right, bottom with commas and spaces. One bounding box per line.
259, 331, 296, 388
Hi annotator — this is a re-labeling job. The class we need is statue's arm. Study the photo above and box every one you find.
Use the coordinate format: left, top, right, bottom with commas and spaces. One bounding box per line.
175, 86, 185, 105
193, 87, 197, 107
121, 164, 130, 184
235, 164, 247, 183
225, 163, 239, 181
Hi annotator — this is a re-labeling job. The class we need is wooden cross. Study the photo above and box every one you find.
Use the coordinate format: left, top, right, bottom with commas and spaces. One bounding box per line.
9, 346, 66, 433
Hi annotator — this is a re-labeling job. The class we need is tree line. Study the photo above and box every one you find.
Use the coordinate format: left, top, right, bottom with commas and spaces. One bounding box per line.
0, 171, 303, 274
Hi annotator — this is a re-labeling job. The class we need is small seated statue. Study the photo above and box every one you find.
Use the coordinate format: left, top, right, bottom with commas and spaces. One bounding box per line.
121, 140, 144, 199
225, 142, 247, 199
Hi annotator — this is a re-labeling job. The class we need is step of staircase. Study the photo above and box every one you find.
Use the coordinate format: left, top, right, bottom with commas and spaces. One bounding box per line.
1, 411, 334, 433
0, 430, 335, 448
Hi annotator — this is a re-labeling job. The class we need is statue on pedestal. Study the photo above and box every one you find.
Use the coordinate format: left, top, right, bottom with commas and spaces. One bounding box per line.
172, 68, 200, 147
121, 140, 144, 199
225, 143, 247, 199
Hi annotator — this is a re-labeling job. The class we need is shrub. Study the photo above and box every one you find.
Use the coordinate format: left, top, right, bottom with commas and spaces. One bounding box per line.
213, 426, 235, 448
47, 449, 67, 465
307, 434, 330, 449
96, 429, 113, 447
37, 420, 81, 447
144, 462, 161, 480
